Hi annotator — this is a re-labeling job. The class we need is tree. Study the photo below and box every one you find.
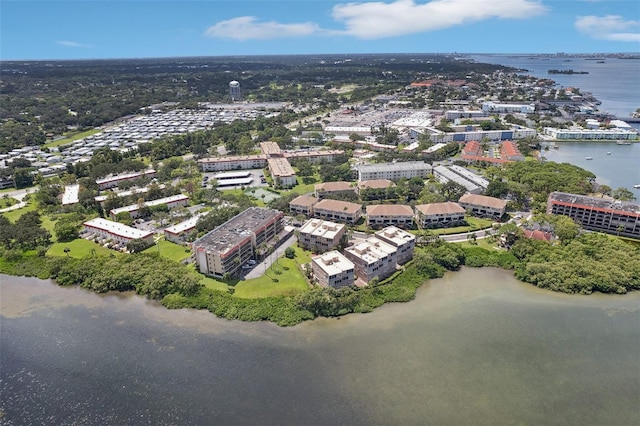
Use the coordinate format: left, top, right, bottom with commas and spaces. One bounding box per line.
612, 187, 636, 201
63, 247, 71, 257
54, 219, 80, 242
285, 247, 295, 259
440, 181, 467, 202
126, 238, 149, 253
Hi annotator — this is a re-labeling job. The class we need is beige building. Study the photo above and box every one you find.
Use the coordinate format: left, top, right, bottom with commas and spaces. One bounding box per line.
344, 237, 398, 283
285, 149, 344, 164
357, 179, 395, 193
289, 195, 318, 217
458, 194, 508, 219
260, 141, 283, 157
298, 219, 346, 253
197, 155, 267, 172
267, 157, 297, 188
315, 181, 356, 199
415, 202, 466, 228
192, 207, 284, 278
374, 226, 416, 264
313, 199, 363, 225
366, 204, 415, 229
311, 251, 355, 288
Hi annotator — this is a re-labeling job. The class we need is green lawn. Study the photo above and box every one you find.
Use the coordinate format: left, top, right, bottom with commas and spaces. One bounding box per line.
47, 238, 113, 258
454, 237, 498, 250
417, 217, 495, 236
142, 238, 192, 263
0, 198, 18, 209
2, 202, 37, 222
43, 128, 101, 148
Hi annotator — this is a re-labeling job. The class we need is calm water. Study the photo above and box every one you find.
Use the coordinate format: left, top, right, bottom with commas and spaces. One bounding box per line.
471, 55, 640, 118
2, 269, 639, 425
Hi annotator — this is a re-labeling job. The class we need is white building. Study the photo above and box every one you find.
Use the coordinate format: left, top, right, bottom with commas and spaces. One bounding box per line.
482, 102, 535, 114
109, 194, 189, 219
95, 169, 157, 190
83, 218, 154, 247
267, 157, 297, 188
311, 251, 355, 288
61, 184, 80, 206
298, 219, 346, 253
344, 237, 398, 283
374, 226, 416, 265
543, 127, 638, 141
354, 161, 432, 182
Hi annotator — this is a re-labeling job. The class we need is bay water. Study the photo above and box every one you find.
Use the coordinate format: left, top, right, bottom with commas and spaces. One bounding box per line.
2, 269, 639, 425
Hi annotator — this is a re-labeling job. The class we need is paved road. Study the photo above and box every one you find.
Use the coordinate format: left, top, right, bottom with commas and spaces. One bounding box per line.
242, 234, 297, 280
0, 187, 36, 213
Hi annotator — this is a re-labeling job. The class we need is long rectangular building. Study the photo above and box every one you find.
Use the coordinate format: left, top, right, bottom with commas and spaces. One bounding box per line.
354, 161, 432, 182
192, 207, 284, 278
547, 192, 640, 239
96, 169, 157, 190
83, 217, 154, 246
267, 157, 297, 188
109, 194, 189, 219
198, 155, 267, 172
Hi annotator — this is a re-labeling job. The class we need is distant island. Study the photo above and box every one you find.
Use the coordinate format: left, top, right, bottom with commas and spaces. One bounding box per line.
548, 69, 589, 75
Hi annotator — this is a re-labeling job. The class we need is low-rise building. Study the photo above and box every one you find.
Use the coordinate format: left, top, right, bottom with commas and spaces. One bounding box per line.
374, 226, 416, 264
197, 155, 267, 172
109, 194, 189, 219
366, 204, 415, 229
61, 184, 80, 206
315, 181, 356, 199
415, 202, 466, 228
313, 199, 363, 225
267, 157, 297, 188
547, 192, 640, 239
83, 217, 154, 247
298, 219, 346, 253
311, 251, 355, 288
344, 237, 398, 283
432, 165, 483, 194
192, 207, 284, 278
354, 161, 432, 182
163, 213, 206, 244
458, 194, 508, 219
96, 169, 157, 190
289, 195, 318, 217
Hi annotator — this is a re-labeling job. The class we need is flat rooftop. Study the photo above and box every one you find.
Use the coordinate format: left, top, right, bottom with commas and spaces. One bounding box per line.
84, 217, 153, 240
267, 157, 296, 177
356, 161, 432, 173
96, 169, 156, 185
62, 184, 79, 206
164, 212, 207, 235
192, 207, 282, 255
110, 194, 188, 215
374, 226, 416, 246
345, 237, 396, 265
213, 171, 251, 180
312, 251, 354, 276
549, 192, 640, 215
299, 219, 345, 240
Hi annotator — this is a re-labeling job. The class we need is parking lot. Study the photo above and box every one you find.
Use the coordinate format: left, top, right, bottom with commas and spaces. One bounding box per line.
202, 168, 269, 191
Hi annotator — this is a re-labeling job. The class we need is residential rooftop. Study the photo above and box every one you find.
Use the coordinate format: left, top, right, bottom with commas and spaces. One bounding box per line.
459, 193, 508, 210
84, 217, 153, 240
415, 202, 466, 215
299, 219, 346, 240
290, 195, 318, 207
110, 194, 188, 216
374, 226, 416, 247
312, 251, 354, 276
548, 192, 640, 215
345, 237, 396, 265
366, 204, 414, 216
267, 157, 296, 177
314, 199, 362, 214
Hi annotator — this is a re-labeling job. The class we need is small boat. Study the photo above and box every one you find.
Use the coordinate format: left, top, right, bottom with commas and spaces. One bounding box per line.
585, 156, 593, 160
606, 152, 611, 155
634, 184, 640, 189
616, 141, 631, 145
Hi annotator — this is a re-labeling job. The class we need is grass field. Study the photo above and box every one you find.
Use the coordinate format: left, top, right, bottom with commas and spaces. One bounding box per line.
422, 217, 495, 236
234, 253, 309, 298
454, 238, 498, 250
43, 129, 101, 148
142, 238, 192, 263
0, 198, 18, 209
47, 238, 113, 258
2, 202, 37, 222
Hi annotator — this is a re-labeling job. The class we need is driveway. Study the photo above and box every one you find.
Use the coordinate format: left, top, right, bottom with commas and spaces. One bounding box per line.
242, 233, 297, 280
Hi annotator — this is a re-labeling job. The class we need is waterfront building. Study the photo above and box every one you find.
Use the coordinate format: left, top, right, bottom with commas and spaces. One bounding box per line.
354, 161, 432, 182
410, 126, 536, 144
267, 157, 297, 188
313, 199, 363, 225
197, 155, 267, 172
96, 169, 157, 190
315, 181, 356, 199
458, 194, 508, 219
374, 226, 416, 264
289, 195, 318, 217
298, 219, 346, 253
311, 251, 355, 288
344, 237, 398, 283
543, 127, 638, 141
415, 202, 467, 228
482, 101, 535, 114
109, 194, 189, 219
461, 140, 524, 164
547, 192, 640, 239
366, 204, 415, 229
192, 207, 284, 278
83, 217, 154, 247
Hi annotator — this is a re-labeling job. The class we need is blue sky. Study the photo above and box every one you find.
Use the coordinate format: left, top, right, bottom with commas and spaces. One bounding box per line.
2, 0, 639, 60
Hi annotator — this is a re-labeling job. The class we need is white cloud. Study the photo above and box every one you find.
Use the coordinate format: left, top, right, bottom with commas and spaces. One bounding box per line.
57, 40, 94, 48
204, 16, 320, 41
331, 0, 548, 39
204, 0, 547, 41
575, 15, 640, 42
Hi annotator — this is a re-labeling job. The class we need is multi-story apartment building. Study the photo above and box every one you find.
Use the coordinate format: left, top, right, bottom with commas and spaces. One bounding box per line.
313, 199, 363, 225
344, 237, 398, 283
197, 155, 267, 172
285, 149, 344, 164
458, 194, 508, 219
366, 204, 415, 229
314, 181, 356, 199
298, 219, 346, 253
482, 101, 535, 114
96, 169, 157, 190
415, 202, 466, 228
109, 194, 189, 219
83, 218, 154, 247
543, 127, 638, 141
289, 195, 318, 217
354, 161, 432, 182
192, 207, 284, 278
260, 141, 283, 157
311, 250, 355, 288
374, 226, 416, 265
547, 192, 640, 239
267, 157, 297, 188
